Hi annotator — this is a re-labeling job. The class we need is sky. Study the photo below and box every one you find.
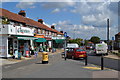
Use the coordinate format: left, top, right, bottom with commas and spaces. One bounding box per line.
1, 0, 120, 40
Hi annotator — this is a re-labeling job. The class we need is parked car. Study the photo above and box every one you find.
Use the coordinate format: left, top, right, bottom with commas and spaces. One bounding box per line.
72, 48, 87, 59
66, 48, 74, 58
86, 46, 95, 50
66, 48, 87, 59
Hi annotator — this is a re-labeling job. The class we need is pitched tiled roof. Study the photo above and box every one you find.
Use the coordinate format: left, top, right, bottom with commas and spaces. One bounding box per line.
115, 32, 120, 36
0, 8, 63, 35
0, 8, 26, 23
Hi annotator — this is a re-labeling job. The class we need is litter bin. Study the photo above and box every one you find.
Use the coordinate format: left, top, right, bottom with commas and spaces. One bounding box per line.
42, 52, 49, 64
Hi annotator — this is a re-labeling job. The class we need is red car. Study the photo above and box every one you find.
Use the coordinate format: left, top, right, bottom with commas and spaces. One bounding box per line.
66, 48, 87, 59
72, 48, 87, 59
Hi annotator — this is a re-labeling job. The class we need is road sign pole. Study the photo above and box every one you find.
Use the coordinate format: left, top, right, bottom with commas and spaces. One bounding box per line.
101, 54, 104, 70
64, 32, 67, 61
64, 38, 67, 60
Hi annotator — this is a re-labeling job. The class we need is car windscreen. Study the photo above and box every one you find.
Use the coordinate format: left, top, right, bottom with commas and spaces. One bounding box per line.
66, 48, 74, 52
76, 49, 84, 52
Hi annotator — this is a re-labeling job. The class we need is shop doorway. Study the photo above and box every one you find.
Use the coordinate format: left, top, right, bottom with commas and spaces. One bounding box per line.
8, 38, 13, 55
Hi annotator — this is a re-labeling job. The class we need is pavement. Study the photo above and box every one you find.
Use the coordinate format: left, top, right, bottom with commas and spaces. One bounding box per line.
0, 49, 64, 66
104, 53, 119, 60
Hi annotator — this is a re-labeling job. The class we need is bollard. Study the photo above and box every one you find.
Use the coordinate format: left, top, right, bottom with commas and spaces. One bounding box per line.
65, 57, 67, 60
42, 52, 49, 64
101, 55, 104, 70
85, 56, 88, 66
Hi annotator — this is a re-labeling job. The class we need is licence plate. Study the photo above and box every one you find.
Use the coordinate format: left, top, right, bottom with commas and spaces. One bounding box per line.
79, 55, 84, 57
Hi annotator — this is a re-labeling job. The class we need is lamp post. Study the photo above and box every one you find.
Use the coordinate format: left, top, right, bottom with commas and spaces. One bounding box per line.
107, 18, 110, 53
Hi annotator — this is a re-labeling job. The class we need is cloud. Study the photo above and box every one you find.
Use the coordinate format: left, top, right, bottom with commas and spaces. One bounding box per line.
16, 2, 36, 9
54, 20, 118, 39
51, 8, 60, 13
70, 2, 118, 28
41, 1, 76, 9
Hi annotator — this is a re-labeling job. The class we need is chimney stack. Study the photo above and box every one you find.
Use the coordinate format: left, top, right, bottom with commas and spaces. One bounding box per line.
51, 25, 55, 29
60, 31, 63, 33
38, 19, 43, 24
18, 10, 26, 17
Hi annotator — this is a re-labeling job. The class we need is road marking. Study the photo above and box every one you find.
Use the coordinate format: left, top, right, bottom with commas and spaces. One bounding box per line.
82, 67, 108, 70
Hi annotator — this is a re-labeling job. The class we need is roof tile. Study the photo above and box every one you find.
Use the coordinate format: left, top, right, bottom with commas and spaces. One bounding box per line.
0, 8, 63, 35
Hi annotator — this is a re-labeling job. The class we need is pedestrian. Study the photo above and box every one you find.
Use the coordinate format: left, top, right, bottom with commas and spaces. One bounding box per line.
29, 45, 32, 57
34, 46, 39, 58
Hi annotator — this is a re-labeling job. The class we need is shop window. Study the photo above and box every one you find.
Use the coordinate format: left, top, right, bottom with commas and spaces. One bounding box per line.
11, 29, 12, 32
42, 30, 45, 34
38, 29, 41, 34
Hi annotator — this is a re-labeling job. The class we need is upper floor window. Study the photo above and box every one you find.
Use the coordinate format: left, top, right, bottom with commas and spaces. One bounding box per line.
38, 29, 41, 34
42, 30, 45, 34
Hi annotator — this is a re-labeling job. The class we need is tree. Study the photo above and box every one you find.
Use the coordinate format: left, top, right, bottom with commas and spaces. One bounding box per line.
68, 38, 83, 46
90, 36, 100, 44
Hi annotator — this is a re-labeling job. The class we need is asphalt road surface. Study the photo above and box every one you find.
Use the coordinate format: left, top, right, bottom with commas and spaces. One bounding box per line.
86, 50, 119, 71
2, 51, 119, 79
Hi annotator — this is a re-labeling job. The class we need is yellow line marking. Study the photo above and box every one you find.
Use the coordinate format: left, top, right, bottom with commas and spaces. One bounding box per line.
82, 67, 108, 70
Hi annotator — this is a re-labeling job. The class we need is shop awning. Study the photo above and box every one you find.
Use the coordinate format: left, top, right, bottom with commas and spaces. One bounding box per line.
54, 39, 64, 43
15, 36, 38, 40
45, 37, 52, 40
34, 38, 46, 42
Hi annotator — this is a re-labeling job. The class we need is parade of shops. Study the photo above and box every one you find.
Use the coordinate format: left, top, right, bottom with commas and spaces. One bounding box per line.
0, 8, 65, 58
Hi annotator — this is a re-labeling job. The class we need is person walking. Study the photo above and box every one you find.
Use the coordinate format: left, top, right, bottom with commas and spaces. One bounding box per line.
29, 45, 32, 57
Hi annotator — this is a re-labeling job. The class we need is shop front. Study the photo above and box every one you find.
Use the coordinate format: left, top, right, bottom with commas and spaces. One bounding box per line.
52, 36, 65, 48
0, 25, 18, 58
34, 34, 47, 52
15, 26, 36, 57
0, 25, 36, 58
16, 36, 38, 57
45, 37, 52, 52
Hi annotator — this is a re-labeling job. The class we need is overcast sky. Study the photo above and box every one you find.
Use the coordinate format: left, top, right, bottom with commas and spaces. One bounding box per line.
1, 0, 119, 40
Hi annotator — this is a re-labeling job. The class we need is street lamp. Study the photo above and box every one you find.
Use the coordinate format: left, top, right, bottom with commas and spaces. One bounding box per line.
107, 18, 110, 53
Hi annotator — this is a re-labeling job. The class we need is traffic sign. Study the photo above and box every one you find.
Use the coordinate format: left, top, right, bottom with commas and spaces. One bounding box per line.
112, 37, 114, 40
64, 32, 67, 37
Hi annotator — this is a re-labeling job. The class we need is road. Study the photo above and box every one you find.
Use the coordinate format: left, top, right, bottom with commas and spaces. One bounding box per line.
2, 51, 119, 79
86, 50, 119, 71
2, 53, 92, 78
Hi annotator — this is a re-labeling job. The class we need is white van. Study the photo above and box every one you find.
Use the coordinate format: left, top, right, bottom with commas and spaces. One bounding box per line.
67, 43, 79, 48
95, 41, 108, 55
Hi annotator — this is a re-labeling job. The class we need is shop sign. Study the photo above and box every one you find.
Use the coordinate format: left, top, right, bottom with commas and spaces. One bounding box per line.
16, 26, 34, 36
52, 36, 65, 39
34, 34, 44, 38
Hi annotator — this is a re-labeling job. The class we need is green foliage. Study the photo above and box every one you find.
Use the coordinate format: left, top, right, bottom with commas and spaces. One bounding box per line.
68, 38, 83, 46
90, 36, 100, 44
84, 40, 89, 45
2, 17, 10, 24
2, 19, 10, 24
